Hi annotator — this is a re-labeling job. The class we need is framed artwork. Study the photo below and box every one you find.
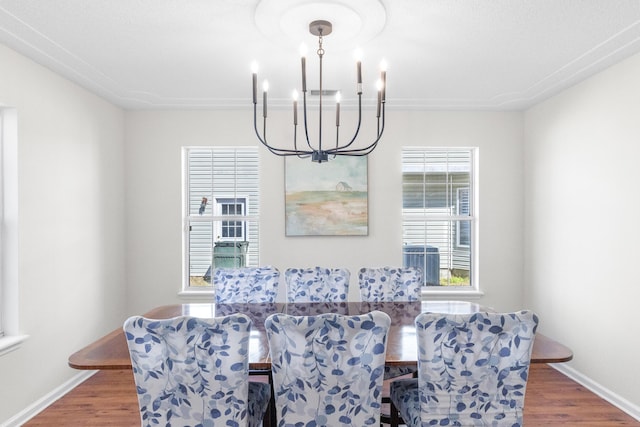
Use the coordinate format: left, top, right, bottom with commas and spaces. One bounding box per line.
285, 155, 368, 236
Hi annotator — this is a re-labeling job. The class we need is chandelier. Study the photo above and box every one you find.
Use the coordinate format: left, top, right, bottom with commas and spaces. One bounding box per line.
252, 20, 386, 163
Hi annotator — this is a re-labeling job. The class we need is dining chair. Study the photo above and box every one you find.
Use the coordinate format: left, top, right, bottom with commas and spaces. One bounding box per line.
265, 310, 391, 427
358, 266, 423, 302
284, 266, 350, 302
390, 310, 539, 427
358, 266, 423, 425
213, 265, 280, 303
123, 314, 271, 427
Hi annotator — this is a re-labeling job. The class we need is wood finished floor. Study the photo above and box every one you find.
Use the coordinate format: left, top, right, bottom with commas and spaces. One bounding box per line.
23, 364, 639, 426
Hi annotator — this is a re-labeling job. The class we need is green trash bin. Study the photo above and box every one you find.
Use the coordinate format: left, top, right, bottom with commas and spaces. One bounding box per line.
213, 241, 249, 268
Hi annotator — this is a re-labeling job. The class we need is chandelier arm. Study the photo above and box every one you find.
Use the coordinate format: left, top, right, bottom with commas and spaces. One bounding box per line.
327, 93, 363, 152
326, 102, 385, 156
293, 124, 311, 158
254, 104, 314, 157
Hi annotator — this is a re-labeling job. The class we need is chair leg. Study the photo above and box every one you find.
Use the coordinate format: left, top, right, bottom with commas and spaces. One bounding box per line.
268, 371, 276, 427
263, 394, 272, 427
390, 399, 401, 427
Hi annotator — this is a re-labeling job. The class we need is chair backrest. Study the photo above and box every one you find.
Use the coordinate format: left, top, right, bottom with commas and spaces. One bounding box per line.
416, 311, 538, 426
266, 311, 391, 426
213, 265, 280, 303
358, 266, 422, 302
124, 314, 252, 427
284, 266, 350, 302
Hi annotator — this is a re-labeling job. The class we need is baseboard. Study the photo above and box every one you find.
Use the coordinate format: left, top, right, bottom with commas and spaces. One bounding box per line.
1, 370, 97, 427
551, 363, 640, 421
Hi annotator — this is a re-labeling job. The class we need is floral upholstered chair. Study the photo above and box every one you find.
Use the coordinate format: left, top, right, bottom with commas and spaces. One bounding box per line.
284, 266, 350, 302
265, 311, 391, 427
123, 314, 271, 427
358, 266, 423, 421
390, 311, 538, 427
213, 265, 280, 303
358, 266, 422, 302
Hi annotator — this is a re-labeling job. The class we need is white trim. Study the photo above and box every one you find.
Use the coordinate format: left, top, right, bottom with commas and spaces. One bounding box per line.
178, 290, 214, 299
0, 334, 29, 357
551, 363, 640, 422
422, 288, 484, 300
0, 370, 97, 427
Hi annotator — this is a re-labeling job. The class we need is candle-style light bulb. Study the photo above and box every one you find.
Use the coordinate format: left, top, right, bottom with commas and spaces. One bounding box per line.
292, 90, 299, 125
300, 44, 308, 93
262, 80, 269, 118
376, 79, 383, 118
251, 61, 258, 104
380, 59, 387, 102
354, 49, 363, 95
335, 91, 341, 127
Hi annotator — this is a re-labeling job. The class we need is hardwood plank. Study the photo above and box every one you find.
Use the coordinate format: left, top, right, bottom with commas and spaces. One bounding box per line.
24, 364, 638, 426
24, 370, 139, 427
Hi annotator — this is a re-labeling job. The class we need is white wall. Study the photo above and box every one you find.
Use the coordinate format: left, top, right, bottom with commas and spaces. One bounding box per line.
3, 32, 640, 422
2, 28, 639, 423
524, 52, 640, 412
124, 109, 525, 314
0, 44, 126, 423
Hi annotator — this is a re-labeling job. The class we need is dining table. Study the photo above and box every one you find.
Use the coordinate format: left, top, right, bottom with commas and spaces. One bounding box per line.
68, 300, 573, 427
69, 300, 572, 370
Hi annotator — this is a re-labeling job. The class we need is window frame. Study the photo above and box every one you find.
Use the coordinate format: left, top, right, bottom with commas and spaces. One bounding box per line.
456, 187, 471, 248
0, 107, 28, 356
401, 147, 481, 297
180, 147, 260, 295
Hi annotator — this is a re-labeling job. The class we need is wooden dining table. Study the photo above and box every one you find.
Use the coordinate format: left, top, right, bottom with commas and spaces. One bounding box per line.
69, 300, 573, 371
69, 300, 572, 427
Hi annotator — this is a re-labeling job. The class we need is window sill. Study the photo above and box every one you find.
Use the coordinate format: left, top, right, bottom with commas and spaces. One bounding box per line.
178, 288, 483, 301
178, 289, 214, 300
0, 334, 29, 358
422, 288, 484, 300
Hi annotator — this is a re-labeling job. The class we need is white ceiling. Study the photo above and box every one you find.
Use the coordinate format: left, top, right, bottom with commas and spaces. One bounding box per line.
1, 0, 639, 111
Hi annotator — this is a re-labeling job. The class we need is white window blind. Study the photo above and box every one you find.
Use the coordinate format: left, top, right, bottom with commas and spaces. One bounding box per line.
183, 147, 259, 289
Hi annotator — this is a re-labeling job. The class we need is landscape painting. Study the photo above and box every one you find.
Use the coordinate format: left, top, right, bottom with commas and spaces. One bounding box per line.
285, 155, 368, 236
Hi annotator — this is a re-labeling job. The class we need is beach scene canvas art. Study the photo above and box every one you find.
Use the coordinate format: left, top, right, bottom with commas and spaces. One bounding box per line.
285, 156, 368, 236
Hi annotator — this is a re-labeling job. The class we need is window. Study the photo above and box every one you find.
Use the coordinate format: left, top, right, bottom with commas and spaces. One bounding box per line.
0, 107, 26, 356
215, 198, 246, 240
0, 110, 4, 338
182, 147, 259, 290
402, 148, 477, 289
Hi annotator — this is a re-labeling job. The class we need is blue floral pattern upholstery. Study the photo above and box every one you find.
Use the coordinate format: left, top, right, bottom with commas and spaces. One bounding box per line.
266, 311, 391, 427
284, 266, 350, 302
123, 314, 271, 427
358, 267, 422, 382
390, 311, 538, 427
283, 301, 350, 316
213, 265, 280, 303
358, 266, 422, 302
